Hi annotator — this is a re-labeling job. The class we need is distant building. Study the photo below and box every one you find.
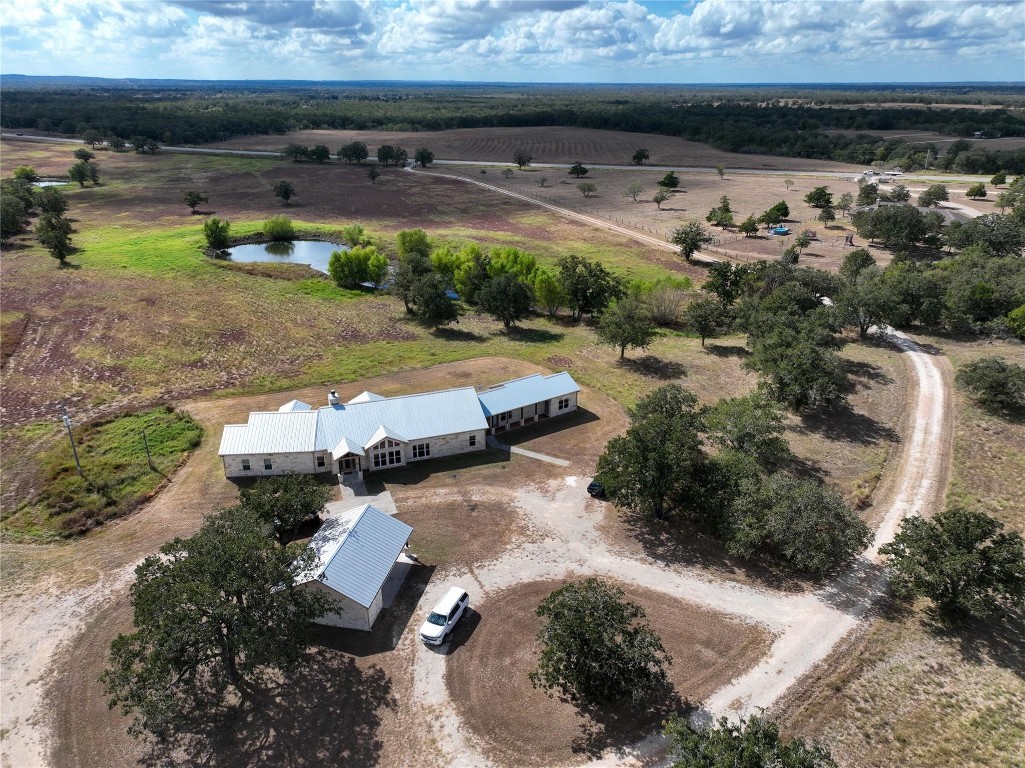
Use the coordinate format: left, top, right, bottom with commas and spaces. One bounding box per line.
218, 372, 580, 478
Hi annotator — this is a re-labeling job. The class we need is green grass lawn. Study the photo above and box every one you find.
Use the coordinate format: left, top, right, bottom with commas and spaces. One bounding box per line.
3, 406, 203, 539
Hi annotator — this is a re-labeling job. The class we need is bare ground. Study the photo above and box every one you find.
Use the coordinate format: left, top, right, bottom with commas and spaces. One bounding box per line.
200, 126, 860, 172
445, 580, 770, 768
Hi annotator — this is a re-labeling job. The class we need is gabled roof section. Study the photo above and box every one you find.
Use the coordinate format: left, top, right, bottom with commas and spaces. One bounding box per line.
331, 437, 364, 460
300, 504, 413, 608
218, 411, 318, 456
220, 383, 491, 458
347, 391, 385, 404
477, 371, 580, 417
364, 424, 406, 449
278, 399, 312, 412
315, 385, 487, 453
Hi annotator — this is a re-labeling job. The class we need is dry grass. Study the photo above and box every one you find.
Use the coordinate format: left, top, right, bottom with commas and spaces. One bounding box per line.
773, 333, 1025, 768
777, 605, 1025, 768
428, 164, 882, 272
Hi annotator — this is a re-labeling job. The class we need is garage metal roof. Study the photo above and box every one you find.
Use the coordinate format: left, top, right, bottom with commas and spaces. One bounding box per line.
218, 411, 319, 455
477, 372, 580, 417
300, 504, 413, 608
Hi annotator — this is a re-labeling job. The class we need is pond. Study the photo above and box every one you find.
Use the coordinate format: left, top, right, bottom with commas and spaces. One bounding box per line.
222, 240, 347, 274
33, 180, 69, 188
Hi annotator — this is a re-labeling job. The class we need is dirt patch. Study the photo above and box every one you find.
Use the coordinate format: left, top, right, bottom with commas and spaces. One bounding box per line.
201, 126, 858, 172
445, 579, 771, 767
46, 563, 442, 768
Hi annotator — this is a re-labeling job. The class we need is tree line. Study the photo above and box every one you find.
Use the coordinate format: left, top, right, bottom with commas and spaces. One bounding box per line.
6, 85, 1025, 172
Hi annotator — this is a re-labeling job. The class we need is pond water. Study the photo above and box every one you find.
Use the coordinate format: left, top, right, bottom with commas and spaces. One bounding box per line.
33, 181, 68, 188
222, 240, 347, 273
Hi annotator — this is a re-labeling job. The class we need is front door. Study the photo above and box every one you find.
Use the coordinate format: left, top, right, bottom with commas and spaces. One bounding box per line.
340, 456, 360, 472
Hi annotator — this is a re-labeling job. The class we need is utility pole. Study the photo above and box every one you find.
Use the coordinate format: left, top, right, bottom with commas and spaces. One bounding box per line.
142, 430, 153, 467
142, 429, 154, 470
60, 404, 83, 478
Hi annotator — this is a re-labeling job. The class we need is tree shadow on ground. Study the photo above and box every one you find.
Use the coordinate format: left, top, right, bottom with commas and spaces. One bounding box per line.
845, 359, 895, 388
704, 343, 750, 359
934, 609, 1025, 680
142, 651, 396, 768
504, 325, 565, 343
431, 326, 488, 343
619, 355, 686, 380
814, 558, 889, 619
617, 509, 810, 593
794, 401, 899, 446
571, 683, 689, 758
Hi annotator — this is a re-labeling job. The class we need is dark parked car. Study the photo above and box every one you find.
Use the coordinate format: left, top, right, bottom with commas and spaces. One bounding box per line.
586, 481, 605, 498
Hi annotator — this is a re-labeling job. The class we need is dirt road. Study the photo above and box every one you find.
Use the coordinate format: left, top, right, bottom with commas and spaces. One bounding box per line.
411, 328, 951, 765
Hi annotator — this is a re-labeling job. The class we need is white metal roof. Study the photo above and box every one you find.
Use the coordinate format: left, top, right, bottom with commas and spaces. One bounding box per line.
348, 391, 385, 403
364, 424, 407, 449
218, 411, 319, 455
313, 386, 487, 456
477, 372, 580, 417
331, 437, 364, 460
300, 504, 413, 608
218, 374, 576, 457
278, 399, 312, 412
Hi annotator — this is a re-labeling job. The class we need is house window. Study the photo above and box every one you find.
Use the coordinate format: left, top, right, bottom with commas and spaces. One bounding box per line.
316, 455, 326, 469
558, 397, 570, 411
373, 449, 403, 468
499, 413, 508, 422
241, 459, 251, 471
264, 458, 273, 471
469, 434, 477, 447
412, 443, 430, 459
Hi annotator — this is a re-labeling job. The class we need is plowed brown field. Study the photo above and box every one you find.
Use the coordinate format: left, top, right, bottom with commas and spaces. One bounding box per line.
202, 126, 858, 171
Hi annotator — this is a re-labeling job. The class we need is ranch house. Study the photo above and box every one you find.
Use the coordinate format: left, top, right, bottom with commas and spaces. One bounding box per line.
218, 371, 580, 479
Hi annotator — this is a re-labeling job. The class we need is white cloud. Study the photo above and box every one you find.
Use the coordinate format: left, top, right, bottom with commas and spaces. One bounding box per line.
0, 0, 1022, 81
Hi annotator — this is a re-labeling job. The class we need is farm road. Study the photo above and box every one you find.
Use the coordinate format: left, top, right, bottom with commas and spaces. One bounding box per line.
413, 327, 952, 766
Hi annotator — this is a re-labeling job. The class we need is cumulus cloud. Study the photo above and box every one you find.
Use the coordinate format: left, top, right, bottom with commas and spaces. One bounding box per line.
0, 0, 1022, 81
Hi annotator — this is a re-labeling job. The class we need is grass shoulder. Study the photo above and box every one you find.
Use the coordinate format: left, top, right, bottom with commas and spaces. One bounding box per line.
2, 406, 203, 540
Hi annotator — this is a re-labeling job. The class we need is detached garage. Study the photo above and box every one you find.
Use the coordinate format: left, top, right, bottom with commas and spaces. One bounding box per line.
298, 504, 413, 631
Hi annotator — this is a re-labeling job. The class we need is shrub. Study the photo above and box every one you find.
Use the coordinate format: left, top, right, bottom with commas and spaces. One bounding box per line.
263, 215, 295, 241
202, 217, 230, 250
955, 356, 1025, 415
880, 508, 1025, 621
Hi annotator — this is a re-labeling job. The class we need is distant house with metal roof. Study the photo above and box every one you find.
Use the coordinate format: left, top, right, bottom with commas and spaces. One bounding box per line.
298, 503, 413, 631
218, 371, 580, 478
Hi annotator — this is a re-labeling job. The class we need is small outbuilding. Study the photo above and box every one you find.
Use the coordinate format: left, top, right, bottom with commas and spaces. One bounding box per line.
298, 503, 413, 631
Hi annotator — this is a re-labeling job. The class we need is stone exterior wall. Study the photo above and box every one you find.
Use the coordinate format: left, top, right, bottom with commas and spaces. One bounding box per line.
547, 392, 578, 417
402, 429, 486, 464
224, 429, 487, 478
222, 451, 321, 479
303, 579, 374, 631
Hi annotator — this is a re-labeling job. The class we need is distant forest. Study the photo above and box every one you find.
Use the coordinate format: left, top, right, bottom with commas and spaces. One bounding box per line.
3, 81, 1025, 172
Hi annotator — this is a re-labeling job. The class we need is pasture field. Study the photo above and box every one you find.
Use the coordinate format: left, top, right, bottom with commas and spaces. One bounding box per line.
201, 125, 860, 171
2, 133, 1022, 768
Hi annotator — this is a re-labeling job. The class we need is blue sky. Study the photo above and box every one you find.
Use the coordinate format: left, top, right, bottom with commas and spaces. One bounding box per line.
1, 1, 1023, 83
